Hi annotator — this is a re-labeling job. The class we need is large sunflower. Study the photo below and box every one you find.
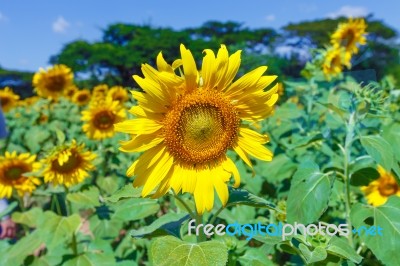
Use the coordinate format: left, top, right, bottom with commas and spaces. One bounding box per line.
115, 44, 279, 214
42, 140, 96, 187
81, 98, 126, 140
72, 89, 91, 106
331, 18, 367, 54
0, 87, 20, 112
0, 151, 41, 198
361, 166, 400, 206
33, 64, 74, 100
322, 46, 351, 79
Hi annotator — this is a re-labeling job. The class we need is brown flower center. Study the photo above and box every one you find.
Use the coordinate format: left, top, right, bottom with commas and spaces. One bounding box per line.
47, 76, 67, 92
379, 179, 398, 196
163, 90, 240, 165
51, 151, 82, 174
93, 110, 115, 130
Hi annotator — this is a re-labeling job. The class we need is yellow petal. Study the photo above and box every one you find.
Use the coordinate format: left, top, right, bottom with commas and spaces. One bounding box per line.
119, 134, 164, 153
180, 44, 198, 91
114, 118, 163, 135
222, 157, 241, 187
225, 66, 267, 97
238, 136, 273, 162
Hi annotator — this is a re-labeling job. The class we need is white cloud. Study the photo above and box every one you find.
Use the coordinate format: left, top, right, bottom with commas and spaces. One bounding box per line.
0, 11, 8, 22
52, 16, 70, 33
327, 6, 368, 18
265, 14, 276, 22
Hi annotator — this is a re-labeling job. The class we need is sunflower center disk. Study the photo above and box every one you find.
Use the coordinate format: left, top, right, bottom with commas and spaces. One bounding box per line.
94, 111, 115, 129
47, 76, 67, 92
52, 152, 81, 174
164, 92, 240, 165
379, 180, 398, 196
5, 166, 26, 180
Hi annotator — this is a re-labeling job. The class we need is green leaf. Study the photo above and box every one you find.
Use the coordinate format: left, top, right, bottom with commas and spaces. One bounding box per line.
67, 186, 100, 209
350, 167, 380, 186
112, 198, 159, 222
97, 177, 119, 195
11, 208, 43, 228
226, 187, 277, 211
39, 211, 81, 249
350, 197, 400, 266
64, 253, 115, 266
238, 247, 275, 266
131, 212, 189, 238
254, 154, 297, 182
90, 216, 122, 239
104, 184, 142, 203
2, 230, 44, 265
299, 244, 328, 264
326, 236, 362, 264
287, 162, 332, 224
0, 201, 17, 219
150, 236, 228, 266
360, 135, 393, 171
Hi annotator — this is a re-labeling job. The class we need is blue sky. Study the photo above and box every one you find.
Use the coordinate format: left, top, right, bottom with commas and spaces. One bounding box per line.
0, 0, 399, 72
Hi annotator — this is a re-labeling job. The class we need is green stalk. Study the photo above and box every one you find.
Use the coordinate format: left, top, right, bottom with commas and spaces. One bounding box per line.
64, 186, 78, 256
195, 212, 206, 243
16, 195, 30, 235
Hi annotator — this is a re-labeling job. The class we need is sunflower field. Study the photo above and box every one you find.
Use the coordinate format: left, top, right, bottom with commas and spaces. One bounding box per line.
0, 17, 400, 266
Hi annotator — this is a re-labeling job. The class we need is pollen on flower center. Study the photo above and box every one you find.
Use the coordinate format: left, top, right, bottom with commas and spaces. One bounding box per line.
163, 90, 240, 165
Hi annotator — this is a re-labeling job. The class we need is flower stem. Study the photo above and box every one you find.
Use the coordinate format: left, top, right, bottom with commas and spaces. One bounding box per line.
64, 186, 78, 256
173, 194, 196, 219
195, 213, 206, 243
16, 195, 30, 235
342, 112, 355, 247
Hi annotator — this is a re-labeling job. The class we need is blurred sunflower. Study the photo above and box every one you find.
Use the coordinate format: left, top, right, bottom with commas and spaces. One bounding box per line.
107, 86, 129, 103
72, 89, 91, 106
33, 64, 74, 100
91, 84, 109, 102
115, 44, 279, 213
42, 140, 96, 187
0, 151, 41, 198
331, 18, 367, 54
0, 87, 20, 112
361, 166, 400, 206
82, 99, 126, 140
322, 46, 351, 79
64, 85, 78, 99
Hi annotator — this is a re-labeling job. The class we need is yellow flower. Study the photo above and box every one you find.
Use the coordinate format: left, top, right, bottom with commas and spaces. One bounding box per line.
72, 89, 91, 106
81, 98, 126, 140
331, 18, 367, 54
33, 64, 74, 100
42, 140, 96, 187
322, 46, 351, 79
107, 86, 129, 103
18, 96, 40, 107
361, 166, 400, 206
0, 87, 20, 112
0, 151, 41, 198
115, 44, 279, 214
64, 85, 79, 99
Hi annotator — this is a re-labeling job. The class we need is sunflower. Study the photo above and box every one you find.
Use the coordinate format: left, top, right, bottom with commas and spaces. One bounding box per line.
42, 140, 96, 187
115, 44, 279, 214
322, 46, 351, 79
33, 64, 74, 100
0, 151, 41, 198
107, 86, 129, 103
0, 87, 20, 112
72, 89, 91, 106
81, 98, 126, 140
361, 166, 400, 206
64, 85, 78, 99
331, 18, 367, 54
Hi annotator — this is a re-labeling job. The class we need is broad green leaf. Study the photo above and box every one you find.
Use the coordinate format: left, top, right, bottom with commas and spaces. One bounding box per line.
39, 211, 81, 249
238, 247, 275, 266
97, 176, 119, 195
11, 208, 43, 228
67, 186, 100, 209
351, 197, 400, 266
326, 236, 362, 264
150, 236, 228, 266
105, 184, 142, 203
254, 154, 297, 182
299, 244, 328, 264
287, 162, 332, 224
360, 135, 393, 171
227, 187, 277, 211
350, 167, 380, 186
2, 230, 44, 265
382, 122, 400, 161
90, 216, 122, 239
112, 198, 159, 222
131, 213, 189, 238
64, 252, 115, 266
